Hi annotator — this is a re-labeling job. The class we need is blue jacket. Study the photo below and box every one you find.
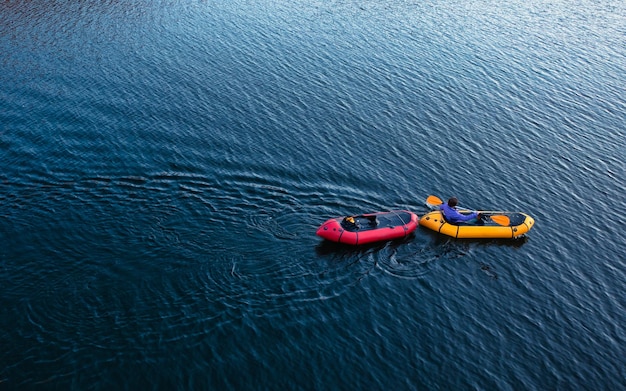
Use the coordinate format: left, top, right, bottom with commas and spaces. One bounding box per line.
440, 204, 478, 224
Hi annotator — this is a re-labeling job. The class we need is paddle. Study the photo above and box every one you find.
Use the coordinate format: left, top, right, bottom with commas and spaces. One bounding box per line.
426, 195, 511, 226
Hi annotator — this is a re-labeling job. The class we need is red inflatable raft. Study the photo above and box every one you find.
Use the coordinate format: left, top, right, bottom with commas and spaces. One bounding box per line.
316, 210, 419, 245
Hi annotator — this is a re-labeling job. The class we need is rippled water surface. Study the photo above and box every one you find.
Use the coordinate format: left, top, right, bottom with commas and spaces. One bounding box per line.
1, 0, 625, 389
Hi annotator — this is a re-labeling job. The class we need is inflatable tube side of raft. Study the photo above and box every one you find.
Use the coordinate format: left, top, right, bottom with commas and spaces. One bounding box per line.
454, 224, 513, 239
512, 214, 535, 237
316, 218, 345, 243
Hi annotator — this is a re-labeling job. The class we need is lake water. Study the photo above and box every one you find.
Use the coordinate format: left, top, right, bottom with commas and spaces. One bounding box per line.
1, 0, 625, 389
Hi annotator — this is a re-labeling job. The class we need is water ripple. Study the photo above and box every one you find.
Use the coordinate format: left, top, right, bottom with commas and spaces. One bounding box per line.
2, 0, 626, 389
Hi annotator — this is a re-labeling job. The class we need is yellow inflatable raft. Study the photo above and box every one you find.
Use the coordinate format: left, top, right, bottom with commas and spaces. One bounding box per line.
420, 210, 535, 239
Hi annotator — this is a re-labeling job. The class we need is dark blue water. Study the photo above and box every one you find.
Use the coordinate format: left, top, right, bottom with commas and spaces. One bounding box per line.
1, 0, 625, 389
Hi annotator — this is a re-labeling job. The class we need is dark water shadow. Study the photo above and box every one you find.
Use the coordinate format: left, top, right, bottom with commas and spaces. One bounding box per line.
314, 234, 416, 257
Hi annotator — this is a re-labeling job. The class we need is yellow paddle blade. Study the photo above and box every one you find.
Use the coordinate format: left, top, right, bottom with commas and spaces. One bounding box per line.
426, 195, 443, 207
490, 215, 511, 226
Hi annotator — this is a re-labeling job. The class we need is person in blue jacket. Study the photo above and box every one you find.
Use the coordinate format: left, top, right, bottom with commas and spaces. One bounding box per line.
440, 197, 482, 224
